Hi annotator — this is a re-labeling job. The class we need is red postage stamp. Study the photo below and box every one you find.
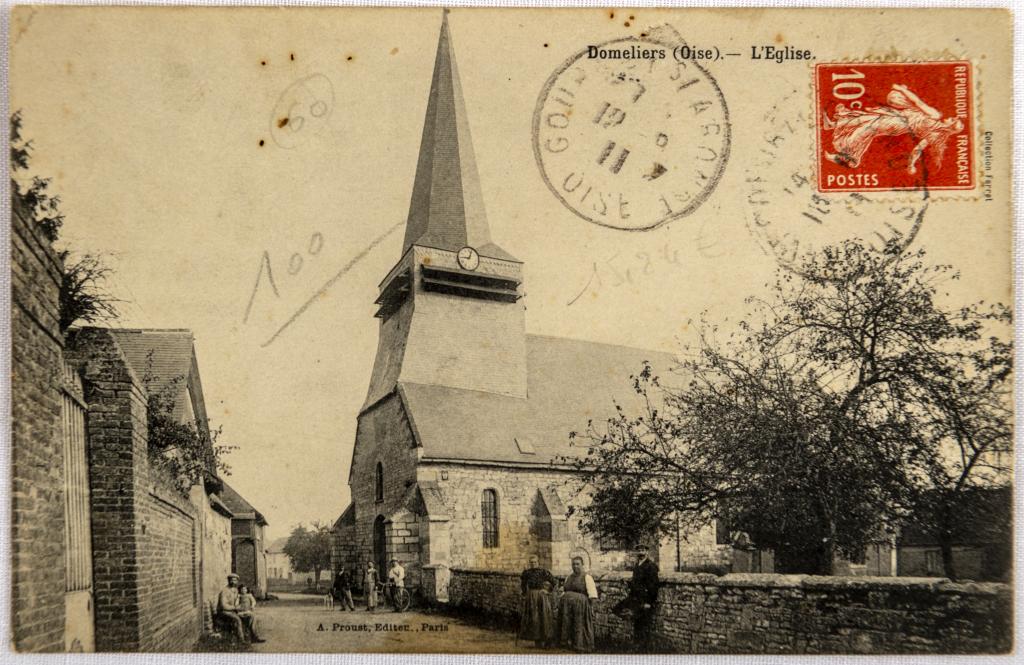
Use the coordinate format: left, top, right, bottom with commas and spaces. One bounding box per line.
815, 61, 974, 192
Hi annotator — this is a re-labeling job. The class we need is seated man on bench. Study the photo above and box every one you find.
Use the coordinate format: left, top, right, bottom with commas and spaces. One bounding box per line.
217, 573, 265, 643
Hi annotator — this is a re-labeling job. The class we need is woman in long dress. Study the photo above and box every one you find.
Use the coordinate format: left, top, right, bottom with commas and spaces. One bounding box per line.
364, 562, 379, 611
556, 556, 598, 652
520, 555, 557, 647
823, 83, 964, 174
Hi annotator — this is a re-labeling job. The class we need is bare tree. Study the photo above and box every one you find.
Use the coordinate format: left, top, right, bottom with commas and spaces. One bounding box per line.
571, 240, 1011, 575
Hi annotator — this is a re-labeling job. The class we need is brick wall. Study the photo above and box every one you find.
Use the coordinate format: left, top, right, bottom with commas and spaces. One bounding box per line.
65, 328, 201, 651
447, 569, 1011, 654
137, 489, 200, 651
10, 188, 67, 651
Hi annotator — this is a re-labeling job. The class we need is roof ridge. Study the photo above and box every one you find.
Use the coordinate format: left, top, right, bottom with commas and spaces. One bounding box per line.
107, 327, 194, 335
526, 332, 676, 358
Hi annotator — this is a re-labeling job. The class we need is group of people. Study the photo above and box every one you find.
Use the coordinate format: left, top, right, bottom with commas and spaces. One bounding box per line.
216, 573, 265, 644
332, 559, 405, 611
519, 545, 659, 653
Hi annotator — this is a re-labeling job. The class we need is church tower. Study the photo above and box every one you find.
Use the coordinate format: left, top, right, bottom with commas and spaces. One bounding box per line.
363, 13, 527, 409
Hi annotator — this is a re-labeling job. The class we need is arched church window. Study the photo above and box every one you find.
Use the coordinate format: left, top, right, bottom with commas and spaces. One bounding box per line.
481, 489, 499, 548
375, 462, 384, 502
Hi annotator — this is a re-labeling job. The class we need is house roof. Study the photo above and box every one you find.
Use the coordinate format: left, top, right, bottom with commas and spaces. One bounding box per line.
398, 334, 674, 465
218, 480, 268, 526
333, 504, 355, 530
107, 328, 208, 426
209, 492, 234, 518
267, 537, 290, 553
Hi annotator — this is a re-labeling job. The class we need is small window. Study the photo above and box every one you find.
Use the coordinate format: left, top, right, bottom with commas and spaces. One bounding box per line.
375, 462, 384, 502
925, 550, 942, 575
481, 489, 499, 548
514, 437, 536, 454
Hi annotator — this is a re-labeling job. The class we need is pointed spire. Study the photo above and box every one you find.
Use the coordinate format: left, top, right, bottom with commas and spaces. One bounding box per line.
402, 11, 513, 260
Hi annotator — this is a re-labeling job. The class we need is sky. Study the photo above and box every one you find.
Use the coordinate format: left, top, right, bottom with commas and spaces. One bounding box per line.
9, 7, 1013, 541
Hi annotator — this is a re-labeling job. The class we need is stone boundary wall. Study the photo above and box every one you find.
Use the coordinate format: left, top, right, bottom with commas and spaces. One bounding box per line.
65, 328, 201, 651
447, 568, 1011, 654
10, 188, 67, 651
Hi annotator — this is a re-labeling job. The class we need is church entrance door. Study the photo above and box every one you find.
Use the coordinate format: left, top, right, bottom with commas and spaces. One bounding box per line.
373, 515, 387, 576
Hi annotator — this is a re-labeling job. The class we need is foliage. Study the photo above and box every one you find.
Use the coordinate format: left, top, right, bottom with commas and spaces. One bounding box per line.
145, 353, 236, 495
282, 522, 333, 587
58, 251, 121, 331
12, 111, 120, 330
10, 111, 63, 241
568, 240, 1011, 575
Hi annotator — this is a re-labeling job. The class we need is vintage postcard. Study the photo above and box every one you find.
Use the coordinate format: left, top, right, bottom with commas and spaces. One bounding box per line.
7, 6, 1014, 655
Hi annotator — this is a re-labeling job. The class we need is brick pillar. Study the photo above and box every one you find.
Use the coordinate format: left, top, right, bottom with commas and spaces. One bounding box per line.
65, 328, 149, 651
10, 189, 67, 651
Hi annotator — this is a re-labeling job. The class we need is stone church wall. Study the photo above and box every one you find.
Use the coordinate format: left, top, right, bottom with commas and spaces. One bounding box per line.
10, 188, 67, 652
448, 569, 1012, 654
417, 463, 643, 575
340, 393, 421, 588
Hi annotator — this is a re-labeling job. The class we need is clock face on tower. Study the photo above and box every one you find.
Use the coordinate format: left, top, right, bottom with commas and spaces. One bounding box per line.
457, 246, 480, 271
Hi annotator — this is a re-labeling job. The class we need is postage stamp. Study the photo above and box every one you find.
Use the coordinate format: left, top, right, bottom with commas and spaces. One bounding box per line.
746, 85, 928, 275
814, 61, 974, 192
533, 31, 730, 231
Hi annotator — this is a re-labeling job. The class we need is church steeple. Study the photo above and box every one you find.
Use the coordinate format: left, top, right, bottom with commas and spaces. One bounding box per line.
402, 11, 514, 261
362, 11, 527, 409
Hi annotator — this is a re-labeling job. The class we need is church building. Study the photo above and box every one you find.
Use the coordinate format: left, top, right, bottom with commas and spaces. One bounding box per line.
331, 15, 729, 601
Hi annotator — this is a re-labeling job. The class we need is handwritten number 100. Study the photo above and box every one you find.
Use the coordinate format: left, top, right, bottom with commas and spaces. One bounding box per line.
243, 232, 324, 324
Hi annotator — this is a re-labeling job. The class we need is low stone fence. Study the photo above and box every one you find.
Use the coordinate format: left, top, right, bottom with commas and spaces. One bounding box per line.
447, 568, 1011, 654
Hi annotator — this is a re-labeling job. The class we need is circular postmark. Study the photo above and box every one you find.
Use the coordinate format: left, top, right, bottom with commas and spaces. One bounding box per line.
744, 86, 928, 276
533, 36, 730, 231
270, 74, 335, 149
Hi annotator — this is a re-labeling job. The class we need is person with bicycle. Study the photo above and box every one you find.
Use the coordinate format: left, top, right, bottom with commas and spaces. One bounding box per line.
386, 559, 406, 612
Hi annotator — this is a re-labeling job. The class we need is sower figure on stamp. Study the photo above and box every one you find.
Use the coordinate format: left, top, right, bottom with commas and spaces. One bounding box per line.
613, 545, 659, 652
333, 566, 356, 611
519, 555, 557, 647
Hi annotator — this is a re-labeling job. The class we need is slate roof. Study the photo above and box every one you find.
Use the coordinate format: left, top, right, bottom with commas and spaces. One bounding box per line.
333, 504, 355, 530
218, 480, 268, 526
398, 334, 675, 465
401, 13, 516, 262
107, 328, 208, 426
267, 537, 290, 554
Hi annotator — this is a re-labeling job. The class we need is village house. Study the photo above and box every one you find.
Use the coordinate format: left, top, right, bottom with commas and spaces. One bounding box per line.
329, 15, 734, 602
218, 480, 269, 598
10, 191, 267, 652
266, 537, 293, 583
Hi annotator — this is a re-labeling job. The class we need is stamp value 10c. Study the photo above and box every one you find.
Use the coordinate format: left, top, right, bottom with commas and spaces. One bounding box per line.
815, 61, 973, 193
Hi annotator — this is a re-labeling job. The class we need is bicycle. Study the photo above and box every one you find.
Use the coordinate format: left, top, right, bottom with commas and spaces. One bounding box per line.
376, 581, 412, 612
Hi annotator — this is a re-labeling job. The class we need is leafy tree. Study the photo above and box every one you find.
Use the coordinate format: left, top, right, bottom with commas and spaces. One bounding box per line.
11, 111, 120, 329
570, 240, 1011, 575
58, 251, 121, 331
283, 522, 333, 589
10, 111, 63, 241
907, 335, 1012, 579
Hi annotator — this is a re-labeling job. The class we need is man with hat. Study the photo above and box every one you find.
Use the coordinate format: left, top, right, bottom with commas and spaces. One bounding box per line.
613, 545, 659, 652
217, 573, 265, 643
